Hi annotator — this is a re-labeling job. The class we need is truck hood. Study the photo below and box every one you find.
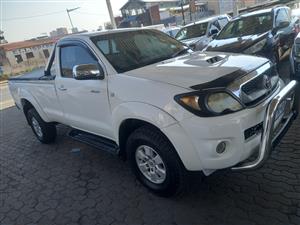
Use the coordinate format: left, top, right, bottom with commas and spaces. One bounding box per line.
124, 51, 269, 89
206, 32, 269, 53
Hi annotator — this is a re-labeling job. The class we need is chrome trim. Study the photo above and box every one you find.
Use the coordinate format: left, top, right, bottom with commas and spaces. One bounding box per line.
228, 62, 272, 99
232, 80, 298, 171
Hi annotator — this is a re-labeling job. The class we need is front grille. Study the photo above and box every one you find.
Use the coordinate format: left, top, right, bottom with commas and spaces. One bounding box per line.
240, 65, 279, 107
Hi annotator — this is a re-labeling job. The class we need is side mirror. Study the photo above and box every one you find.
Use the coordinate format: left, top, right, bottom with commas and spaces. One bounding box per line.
276, 21, 290, 30
73, 64, 104, 80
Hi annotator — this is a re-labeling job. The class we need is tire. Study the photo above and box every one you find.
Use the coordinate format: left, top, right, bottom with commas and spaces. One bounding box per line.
126, 126, 186, 197
26, 108, 56, 144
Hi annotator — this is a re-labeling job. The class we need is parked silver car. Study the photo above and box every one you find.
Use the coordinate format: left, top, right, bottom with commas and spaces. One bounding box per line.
175, 15, 231, 51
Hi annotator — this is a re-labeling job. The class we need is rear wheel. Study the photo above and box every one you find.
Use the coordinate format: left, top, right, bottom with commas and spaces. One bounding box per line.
126, 126, 186, 197
26, 108, 56, 144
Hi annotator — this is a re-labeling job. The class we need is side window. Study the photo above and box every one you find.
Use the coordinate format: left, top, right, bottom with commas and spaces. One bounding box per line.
276, 9, 289, 26
212, 20, 221, 30
60, 45, 99, 78
218, 18, 229, 28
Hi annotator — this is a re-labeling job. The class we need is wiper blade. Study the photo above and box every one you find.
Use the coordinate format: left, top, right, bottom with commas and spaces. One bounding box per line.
172, 47, 191, 58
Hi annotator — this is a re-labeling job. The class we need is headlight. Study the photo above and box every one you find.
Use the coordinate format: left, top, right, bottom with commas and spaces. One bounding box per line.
175, 91, 243, 117
207, 92, 242, 113
244, 39, 267, 54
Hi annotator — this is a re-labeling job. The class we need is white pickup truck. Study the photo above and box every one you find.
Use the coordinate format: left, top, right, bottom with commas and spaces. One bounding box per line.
9, 29, 298, 196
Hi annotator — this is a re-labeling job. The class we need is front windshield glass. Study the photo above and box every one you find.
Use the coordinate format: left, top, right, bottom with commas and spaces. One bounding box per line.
175, 22, 208, 41
91, 30, 185, 73
217, 13, 273, 39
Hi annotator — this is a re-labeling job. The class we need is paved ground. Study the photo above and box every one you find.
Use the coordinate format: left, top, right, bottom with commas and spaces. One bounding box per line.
0, 83, 14, 110
1, 61, 300, 225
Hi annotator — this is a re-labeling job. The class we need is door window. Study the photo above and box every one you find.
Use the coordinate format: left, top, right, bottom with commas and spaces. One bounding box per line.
276, 9, 289, 27
60, 45, 99, 78
218, 17, 229, 28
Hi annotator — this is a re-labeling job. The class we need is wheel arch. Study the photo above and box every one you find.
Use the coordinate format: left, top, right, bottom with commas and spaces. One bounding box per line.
112, 102, 179, 161
20, 95, 50, 123
118, 118, 184, 170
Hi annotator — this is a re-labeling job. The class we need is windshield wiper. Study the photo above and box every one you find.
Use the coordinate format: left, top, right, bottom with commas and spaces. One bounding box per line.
172, 47, 192, 58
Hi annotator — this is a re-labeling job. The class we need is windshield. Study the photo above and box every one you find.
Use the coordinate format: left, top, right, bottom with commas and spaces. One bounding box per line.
175, 22, 208, 41
217, 13, 273, 39
91, 30, 185, 73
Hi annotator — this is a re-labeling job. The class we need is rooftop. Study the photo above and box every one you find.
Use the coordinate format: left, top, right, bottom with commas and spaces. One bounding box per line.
0, 37, 61, 51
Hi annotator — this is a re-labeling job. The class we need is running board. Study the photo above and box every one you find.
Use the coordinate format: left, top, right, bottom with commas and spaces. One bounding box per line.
69, 129, 119, 155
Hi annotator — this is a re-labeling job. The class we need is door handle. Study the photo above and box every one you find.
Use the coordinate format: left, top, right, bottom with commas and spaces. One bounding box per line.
90, 90, 101, 94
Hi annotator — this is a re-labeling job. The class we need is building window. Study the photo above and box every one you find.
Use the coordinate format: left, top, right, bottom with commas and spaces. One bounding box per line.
43, 49, 50, 58
26, 52, 34, 59
15, 55, 23, 63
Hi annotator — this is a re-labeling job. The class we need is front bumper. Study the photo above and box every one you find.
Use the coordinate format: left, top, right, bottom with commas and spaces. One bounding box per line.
231, 80, 298, 170
163, 80, 298, 172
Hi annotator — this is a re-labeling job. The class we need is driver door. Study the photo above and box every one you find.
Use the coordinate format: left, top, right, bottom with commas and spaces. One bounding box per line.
55, 42, 114, 139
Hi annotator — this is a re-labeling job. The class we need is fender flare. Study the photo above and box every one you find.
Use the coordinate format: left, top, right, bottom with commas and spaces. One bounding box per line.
112, 102, 178, 145
19, 89, 50, 122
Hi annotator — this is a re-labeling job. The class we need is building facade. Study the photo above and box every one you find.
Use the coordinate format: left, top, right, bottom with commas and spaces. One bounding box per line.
206, 0, 271, 15
0, 38, 58, 76
50, 27, 68, 37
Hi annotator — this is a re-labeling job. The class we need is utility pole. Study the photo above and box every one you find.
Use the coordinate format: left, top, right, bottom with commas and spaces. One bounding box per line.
106, 0, 117, 29
189, 0, 192, 22
233, 0, 239, 17
66, 7, 80, 29
181, 0, 186, 25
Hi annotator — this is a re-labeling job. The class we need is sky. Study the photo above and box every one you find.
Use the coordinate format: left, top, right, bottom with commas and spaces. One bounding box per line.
1, 0, 128, 42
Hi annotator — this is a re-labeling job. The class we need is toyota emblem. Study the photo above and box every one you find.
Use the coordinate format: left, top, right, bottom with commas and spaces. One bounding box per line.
263, 75, 272, 90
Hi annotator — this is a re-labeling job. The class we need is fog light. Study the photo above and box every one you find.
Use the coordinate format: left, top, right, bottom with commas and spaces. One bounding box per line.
216, 141, 226, 154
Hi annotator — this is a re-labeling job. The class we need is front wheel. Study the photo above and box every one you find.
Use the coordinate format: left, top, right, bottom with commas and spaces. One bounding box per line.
26, 108, 57, 144
126, 126, 186, 197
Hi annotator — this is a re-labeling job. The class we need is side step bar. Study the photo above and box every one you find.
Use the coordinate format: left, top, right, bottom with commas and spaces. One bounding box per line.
232, 80, 298, 171
69, 129, 119, 155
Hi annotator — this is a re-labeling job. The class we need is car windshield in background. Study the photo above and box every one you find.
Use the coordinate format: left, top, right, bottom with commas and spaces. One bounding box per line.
175, 22, 208, 41
91, 30, 185, 73
217, 13, 273, 39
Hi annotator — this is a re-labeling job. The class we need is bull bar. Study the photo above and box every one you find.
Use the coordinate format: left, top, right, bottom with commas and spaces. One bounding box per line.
232, 80, 298, 171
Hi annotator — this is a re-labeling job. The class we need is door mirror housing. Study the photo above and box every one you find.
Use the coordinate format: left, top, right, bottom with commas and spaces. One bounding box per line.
276, 21, 290, 30
73, 64, 104, 80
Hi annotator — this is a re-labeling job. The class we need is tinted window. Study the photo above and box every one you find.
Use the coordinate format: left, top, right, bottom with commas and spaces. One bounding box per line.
60, 45, 98, 78
91, 30, 185, 73
217, 13, 273, 39
218, 17, 229, 28
175, 22, 208, 41
276, 9, 289, 26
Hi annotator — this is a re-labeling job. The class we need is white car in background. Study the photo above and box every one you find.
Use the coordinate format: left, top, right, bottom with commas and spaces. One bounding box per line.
162, 26, 181, 37
8, 29, 297, 197
175, 15, 231, 51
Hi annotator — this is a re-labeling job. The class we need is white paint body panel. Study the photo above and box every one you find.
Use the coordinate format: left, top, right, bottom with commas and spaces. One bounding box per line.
8, 31, 281, 173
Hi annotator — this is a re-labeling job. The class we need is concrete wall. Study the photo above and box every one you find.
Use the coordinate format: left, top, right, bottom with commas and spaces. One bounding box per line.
2, 44, 54, 76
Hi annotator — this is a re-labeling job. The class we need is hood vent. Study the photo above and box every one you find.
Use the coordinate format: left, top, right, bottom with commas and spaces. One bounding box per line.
206, 55, 224, 64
